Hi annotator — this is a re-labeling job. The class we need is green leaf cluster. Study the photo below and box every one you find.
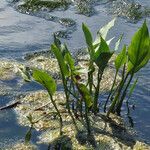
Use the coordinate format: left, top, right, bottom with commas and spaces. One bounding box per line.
17, 19, 150, 139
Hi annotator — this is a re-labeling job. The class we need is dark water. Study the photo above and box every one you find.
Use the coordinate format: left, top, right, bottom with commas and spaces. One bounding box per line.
0, 0, 150, 149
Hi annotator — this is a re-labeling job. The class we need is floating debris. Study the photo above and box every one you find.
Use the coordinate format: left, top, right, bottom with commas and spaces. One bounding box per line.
16, 0, 70, 13
59, 18, 76, 27
54, 30, 71, 39
108, 0, 150, 22
74, 0, 95, 16
133, 141, 150, 150
0, 60, 17, 80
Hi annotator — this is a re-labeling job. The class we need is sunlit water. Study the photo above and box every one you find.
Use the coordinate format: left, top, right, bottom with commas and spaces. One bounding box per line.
0, 0, 150, 148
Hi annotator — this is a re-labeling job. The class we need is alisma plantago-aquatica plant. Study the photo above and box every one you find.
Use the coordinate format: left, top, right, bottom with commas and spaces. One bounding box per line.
19, 19, 149, 136
107, 20, 150, 116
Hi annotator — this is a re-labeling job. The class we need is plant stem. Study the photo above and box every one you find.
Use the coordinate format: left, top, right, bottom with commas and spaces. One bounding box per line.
106, 72, 129, 117
108, 64, 126, 103
61, 73, 78, 130
85, 102, 91, 135
48, 92, 63, 135
115, 73, 134, 115
93, 69, 102, 114
122, 64, 126, 80
88, 61, 94, 95
79, 99, 83, 120
104, 70, 118, 112
75, 82, 91, 135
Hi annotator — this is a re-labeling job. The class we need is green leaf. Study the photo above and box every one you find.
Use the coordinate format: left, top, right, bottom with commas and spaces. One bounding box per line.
115, 45, 127, 71
99, 18, 116, 40
128, 21, 150, 72
82, 23, 93, 49
115, 34, 123, 51
54, 34, 61, 48
127, 61, 134, 73
78, 83, 93, 108
32, 69, 56, 95
106, 37, 115, 46
60, 44, 69, 58
93, 36, 113, 71
95, 52, 114, 72
82, 23, 94, 57
94, 36, 110, 59
93, 18, 116, 45
133, 50, 150, 72
64, 53, 75, 70
63, 44, 75, 72
51, 44, 69, 77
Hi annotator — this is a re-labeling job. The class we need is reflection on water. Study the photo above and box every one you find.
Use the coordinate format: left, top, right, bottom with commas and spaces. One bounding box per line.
120, 62, 150, 144
126, 101, 134, 128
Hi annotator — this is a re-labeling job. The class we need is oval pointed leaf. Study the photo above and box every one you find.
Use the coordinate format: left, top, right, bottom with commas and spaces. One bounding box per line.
106, 37, 115, 46
63, 44, 75, 71
114, 34, 123, 51
99, 18, 116, 40
93, 18, 116, 45
82, 23, 93, 49
128, 21, 150, 69
94, 36, 110, 59
64, 53, 75, 71
129, 49, 150, 73
51, 44, 69, 77
127, 61, 134, 73
135, 51, 149, 72
32, 69, 56, 95
82, 23, 94, 57
95, 51, 114, 72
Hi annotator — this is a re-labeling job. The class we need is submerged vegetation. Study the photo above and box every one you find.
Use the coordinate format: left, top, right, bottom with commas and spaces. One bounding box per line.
12, 0, 150, 21
109, 0, 148, 22
17, 0, 70, 12
9, 0, 150, 43
1, 19, 148, 149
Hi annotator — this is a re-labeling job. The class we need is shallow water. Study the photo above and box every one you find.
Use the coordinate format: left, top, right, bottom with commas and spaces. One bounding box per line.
0, 0, 150, 149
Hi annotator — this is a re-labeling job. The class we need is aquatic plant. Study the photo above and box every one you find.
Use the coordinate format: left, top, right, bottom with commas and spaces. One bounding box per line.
8, 19, 149, 145
31, 69, 63, 135
82, 18, 119, 114
51, 38, 78, 130
107, 20, 150, 116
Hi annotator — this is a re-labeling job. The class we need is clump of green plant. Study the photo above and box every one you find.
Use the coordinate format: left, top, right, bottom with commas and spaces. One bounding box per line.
19, 19, 149, 140
106, 20, 150, 116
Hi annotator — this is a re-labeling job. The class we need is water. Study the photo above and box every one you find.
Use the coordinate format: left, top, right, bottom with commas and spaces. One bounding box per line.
0, 0, 150, 149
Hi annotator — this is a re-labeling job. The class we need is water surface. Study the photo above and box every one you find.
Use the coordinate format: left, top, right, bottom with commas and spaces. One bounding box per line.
0, 0, 150, 148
